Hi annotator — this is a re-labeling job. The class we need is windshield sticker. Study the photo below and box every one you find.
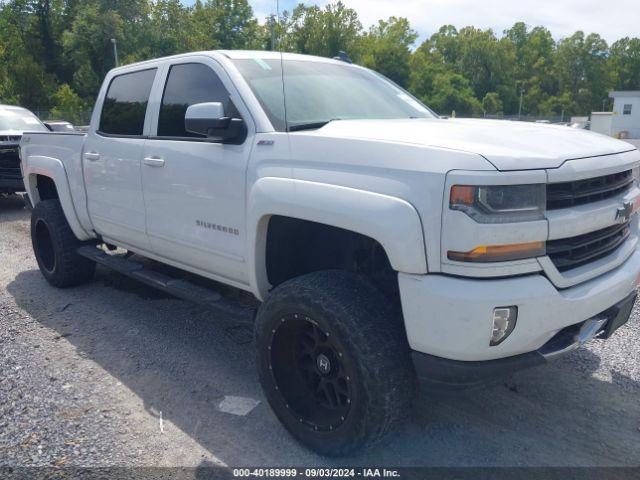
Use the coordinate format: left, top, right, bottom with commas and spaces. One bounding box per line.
253, 58, 272, 71
397, 93, 429, 113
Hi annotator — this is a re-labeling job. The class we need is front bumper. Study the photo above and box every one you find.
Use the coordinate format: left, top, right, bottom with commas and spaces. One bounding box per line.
0, 177, 25, 193
399, 246, 640, 362
0, 144, 24, 193
411, 291, 636, 388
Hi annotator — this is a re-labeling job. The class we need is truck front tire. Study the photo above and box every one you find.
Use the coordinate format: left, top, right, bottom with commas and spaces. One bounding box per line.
31, 200, 96, 288
255, 270, 415, 456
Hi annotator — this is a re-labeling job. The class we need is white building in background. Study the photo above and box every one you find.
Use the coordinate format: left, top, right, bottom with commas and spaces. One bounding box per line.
609, 91, 640, 138
590, 112, 613, 136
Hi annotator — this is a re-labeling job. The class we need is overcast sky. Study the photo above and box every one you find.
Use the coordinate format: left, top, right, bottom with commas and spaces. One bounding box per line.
189, 0, 640, 45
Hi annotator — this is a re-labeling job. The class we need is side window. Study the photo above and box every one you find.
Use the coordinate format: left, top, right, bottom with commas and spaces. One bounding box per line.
99, 69, 157, 136
623, 104, 632, 115
157, 63, 239, 138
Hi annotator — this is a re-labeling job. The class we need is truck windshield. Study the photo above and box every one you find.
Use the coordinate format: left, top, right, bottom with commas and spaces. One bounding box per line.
0, 107, 48, 132
231, 58, 435, 132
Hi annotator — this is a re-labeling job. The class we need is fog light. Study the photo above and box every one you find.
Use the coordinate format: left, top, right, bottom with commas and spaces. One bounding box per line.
490, 307, 517, 346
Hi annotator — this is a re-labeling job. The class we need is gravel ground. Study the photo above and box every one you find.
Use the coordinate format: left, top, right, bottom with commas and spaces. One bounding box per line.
1, 194, 640, 468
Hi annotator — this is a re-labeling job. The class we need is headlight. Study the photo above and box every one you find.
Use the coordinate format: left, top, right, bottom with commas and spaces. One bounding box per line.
450, 184, 546, 223
633, 165, 640, 186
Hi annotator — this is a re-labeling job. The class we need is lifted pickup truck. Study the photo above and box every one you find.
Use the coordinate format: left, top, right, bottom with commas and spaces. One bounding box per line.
20, 51, 640, 455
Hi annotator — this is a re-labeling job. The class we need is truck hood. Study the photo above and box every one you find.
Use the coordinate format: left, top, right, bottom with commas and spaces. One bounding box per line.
0, 129, 23, 137
0, 130, 22, 146
313, 118, 636, 170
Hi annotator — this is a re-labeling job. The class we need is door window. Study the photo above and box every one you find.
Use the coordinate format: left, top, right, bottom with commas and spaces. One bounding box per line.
99, 69, 157, 136
157, 63, 238, 138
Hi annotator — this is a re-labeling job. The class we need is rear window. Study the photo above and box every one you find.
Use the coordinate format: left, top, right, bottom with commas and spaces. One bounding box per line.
99, 69, 157, 136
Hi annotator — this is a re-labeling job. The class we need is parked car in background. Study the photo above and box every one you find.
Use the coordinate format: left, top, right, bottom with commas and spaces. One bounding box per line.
0, 105, 48, 195
44, 120, 76, 133
571, 121, 590, 130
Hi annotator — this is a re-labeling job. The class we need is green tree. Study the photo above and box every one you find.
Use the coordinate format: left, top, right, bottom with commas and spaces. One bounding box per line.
190, 0, 262, 50
504, 23, 556, 114
553, 31, 611, 115
62, 3, 123, 96
281, 2, 361, 58
482, 92, 503, 116
419, 25, 516, 113
356, 17, 417, 87
425, 71, 482, 116
3, 0, 640, 119
50, 83, 87, 123
609, 37, 640, 91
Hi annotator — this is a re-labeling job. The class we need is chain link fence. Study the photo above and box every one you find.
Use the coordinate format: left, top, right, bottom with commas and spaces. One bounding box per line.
26, 107, 93, 128
466, 113, 567, 123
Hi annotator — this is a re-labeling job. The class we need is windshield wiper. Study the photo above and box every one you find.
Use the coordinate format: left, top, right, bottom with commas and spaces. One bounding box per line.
288, 119, 337, 132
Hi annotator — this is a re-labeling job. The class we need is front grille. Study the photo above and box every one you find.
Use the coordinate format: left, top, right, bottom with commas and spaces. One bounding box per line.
0, 135, 21, 143
547, 170, 633, 210
547, 222, 631, 272
0, 146, 22, 180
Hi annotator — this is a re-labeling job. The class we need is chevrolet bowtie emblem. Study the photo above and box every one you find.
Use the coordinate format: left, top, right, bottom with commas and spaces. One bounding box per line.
616, 201, 634, 224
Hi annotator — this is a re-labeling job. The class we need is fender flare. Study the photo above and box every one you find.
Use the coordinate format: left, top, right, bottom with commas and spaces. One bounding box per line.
247, 177, 427, 300
24, 155, 93, 241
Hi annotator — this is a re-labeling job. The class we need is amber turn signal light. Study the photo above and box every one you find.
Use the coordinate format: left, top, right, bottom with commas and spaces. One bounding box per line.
448, 241, 546, 263
450, 185, 476, 206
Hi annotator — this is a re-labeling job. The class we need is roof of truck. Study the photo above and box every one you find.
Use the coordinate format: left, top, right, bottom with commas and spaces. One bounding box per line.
109, 50, 350, 75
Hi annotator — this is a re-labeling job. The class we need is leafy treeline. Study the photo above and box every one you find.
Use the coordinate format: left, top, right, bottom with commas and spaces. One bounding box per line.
1, 0, 639, 122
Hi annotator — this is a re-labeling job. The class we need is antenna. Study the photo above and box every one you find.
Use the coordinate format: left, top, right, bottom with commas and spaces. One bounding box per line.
277, 0, 289, 130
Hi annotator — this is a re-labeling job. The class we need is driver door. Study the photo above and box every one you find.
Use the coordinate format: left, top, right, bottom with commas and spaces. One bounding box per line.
141, 59, 253, 284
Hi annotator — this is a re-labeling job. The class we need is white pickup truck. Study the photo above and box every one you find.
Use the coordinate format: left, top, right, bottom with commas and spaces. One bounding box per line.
20, 50, 640, 455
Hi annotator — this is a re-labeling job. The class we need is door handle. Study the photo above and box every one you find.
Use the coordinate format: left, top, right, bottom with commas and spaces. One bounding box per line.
84, 151, 100, 161
143, 156, 165, 168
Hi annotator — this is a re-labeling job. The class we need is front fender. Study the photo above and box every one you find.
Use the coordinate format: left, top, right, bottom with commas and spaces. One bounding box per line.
247, 177, 427, 300
24, 155, 93, 241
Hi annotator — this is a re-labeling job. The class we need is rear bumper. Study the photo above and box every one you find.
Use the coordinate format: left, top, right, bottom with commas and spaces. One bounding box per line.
411, 291, 636, 388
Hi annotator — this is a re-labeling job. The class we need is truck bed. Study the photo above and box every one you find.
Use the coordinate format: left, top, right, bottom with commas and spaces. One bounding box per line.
20, 131, 92, 236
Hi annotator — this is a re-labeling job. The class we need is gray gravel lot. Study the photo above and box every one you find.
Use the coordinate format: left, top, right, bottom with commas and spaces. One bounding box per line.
1, 194, 640, 468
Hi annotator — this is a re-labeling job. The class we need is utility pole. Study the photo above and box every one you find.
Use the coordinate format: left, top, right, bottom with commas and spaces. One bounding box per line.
275, 0, 280, 50
518, 87, 524, 120
111, 38, 119, 67
269, 14, 276, 51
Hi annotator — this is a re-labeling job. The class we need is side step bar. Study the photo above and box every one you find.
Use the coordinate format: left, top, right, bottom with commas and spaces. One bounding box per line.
77, 245, 255, 323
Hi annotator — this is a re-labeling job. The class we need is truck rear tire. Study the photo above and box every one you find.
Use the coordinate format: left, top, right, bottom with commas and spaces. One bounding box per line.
31, 199, 96, 288
255, 270, 415, 456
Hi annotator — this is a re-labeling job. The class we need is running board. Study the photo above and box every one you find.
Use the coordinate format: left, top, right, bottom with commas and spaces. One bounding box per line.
77, 245, 255, 323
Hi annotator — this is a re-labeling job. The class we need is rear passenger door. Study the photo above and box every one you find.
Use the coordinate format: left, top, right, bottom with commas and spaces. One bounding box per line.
141, 59, 254, 284
83, 68, 157, 250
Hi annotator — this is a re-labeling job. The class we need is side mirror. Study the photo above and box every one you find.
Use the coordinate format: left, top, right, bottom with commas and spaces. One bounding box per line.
184, 102, 230, 136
